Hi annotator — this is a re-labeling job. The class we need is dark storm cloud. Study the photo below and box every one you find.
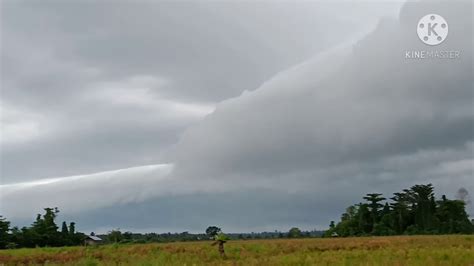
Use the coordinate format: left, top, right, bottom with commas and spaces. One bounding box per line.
1, 0, 396, 183
168, 0, 473, 221
73, 190, 343, 234
1, 0, 397, 104
3, 0, 472, 232
10, 189, 341, 234
171, 0, 472, 176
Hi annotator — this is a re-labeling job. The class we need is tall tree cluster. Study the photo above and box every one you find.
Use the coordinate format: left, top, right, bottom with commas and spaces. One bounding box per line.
0, 208, 84, 249
325, 184, 474, 237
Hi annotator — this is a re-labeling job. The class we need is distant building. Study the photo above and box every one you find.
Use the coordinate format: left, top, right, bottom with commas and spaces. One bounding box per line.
331, 232, 339, 237
84, 235, 103, 246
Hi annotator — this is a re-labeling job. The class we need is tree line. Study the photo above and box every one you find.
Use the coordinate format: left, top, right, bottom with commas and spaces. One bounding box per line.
0, 209, 322, 249
94, 227, 323, 245
1, 183, 472, 249
0, 208, 84, 249
324, 184, 473, 237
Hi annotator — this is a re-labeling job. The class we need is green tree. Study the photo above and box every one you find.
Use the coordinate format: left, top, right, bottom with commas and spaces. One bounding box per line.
373, 203, 394, 236
0, 216, 11, 249
1, 208, 83, 248
329, 221, 335, 230
123, 231, 133, 241
324, 221, 337, 237
408, 184, 436, 232
328, 184, 473, 237
60, 221, 70, 245
67, 221, 85, 246
7, 226, 22, 249
357, 203, 372, 234
61, 221, 69, 235
108, 229, 123, 243
288, 227, 302, 238
336, 205, 360, 236
205, 226, 221, 238
30, 208, 61, 247
43, 208, 59, 232
436, 196, 473, 234
69, 222, 76, 235
390, 192, 410, 234
363, 193, 386, 231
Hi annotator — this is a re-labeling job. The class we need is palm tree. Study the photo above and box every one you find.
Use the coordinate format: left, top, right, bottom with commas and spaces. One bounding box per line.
363, 193, 386, 230
410, 184, 435, 230
390, 192, 410, 234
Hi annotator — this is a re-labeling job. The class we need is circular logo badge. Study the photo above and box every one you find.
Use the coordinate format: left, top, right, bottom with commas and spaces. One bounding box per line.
417, 14, 448, 46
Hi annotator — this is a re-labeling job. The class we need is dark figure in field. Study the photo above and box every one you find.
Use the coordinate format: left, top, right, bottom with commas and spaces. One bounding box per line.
211, 232, 229, 258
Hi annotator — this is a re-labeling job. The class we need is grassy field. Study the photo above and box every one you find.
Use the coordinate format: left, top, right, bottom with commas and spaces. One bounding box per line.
0, 235, 473, 266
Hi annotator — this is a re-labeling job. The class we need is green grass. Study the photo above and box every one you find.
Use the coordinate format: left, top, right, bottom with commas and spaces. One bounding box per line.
1, 235, 473, 265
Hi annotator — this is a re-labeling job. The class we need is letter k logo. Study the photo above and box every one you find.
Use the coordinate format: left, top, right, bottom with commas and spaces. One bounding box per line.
417, 14, 448, 46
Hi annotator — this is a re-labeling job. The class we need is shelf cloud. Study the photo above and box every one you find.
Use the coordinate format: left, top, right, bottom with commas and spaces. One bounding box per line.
1, 0, 472, 231
0, 164, 173, 219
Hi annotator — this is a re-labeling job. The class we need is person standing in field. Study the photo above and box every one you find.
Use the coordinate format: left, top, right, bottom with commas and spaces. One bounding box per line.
211, 232, 230, 258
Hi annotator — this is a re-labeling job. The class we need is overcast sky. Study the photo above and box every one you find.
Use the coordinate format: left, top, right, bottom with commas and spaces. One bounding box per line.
1, 0, 472, 233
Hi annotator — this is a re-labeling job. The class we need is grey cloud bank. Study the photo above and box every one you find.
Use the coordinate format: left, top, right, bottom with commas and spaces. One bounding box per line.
169, 0, 473, 224
172, 1, 472, 176
1, 1, 398, 183
0, 164, 173, 219
1, 0, 473, 232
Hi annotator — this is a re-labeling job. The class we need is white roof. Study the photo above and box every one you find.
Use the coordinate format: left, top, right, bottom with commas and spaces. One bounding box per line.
87, 235, 102, 241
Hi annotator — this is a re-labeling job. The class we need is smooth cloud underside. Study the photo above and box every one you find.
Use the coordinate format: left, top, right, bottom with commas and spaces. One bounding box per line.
0, 164, 174, 218
170, 1, 473, 212
1, 1, 473, 229
172, 1, 472, 177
